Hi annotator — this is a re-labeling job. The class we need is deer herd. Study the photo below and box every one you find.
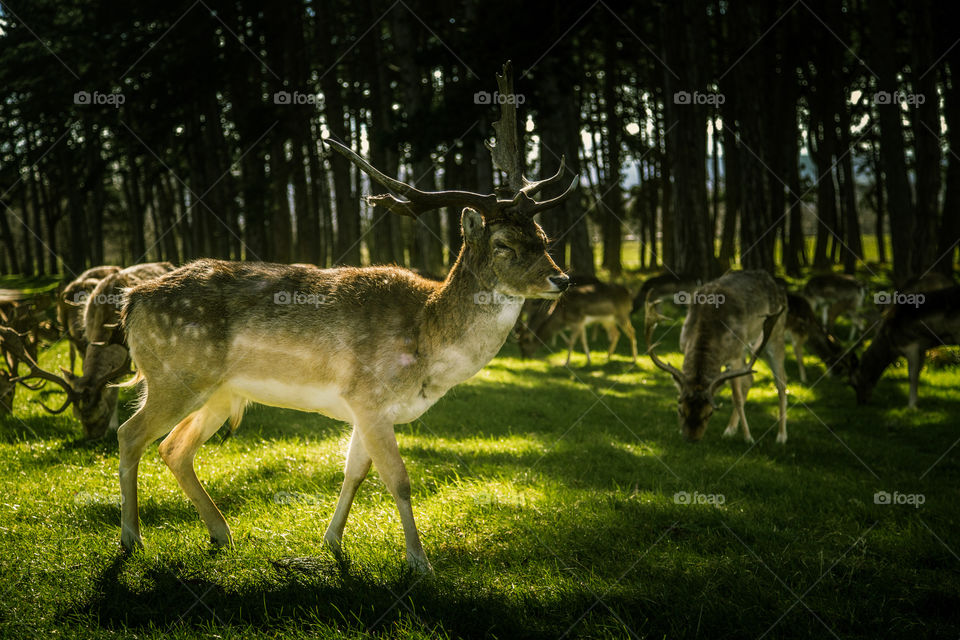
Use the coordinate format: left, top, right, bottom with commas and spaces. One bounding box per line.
0, 64, 958, 572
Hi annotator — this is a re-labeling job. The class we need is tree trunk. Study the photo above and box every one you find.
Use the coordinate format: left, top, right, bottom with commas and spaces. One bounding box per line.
661, 0, 713, 278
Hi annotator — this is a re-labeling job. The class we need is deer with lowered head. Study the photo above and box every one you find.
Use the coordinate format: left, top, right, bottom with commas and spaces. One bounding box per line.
114, 63, 576, 573
11, 262, 174, 438
646, 270, 789, 444
57, 265, 122, 373
784, 291, 859, 384
518, 279, 637, 366
851, 285, 960, 408
803, 273, 866, 340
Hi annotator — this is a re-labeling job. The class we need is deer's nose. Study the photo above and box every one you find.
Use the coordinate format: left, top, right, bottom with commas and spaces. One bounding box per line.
549, 274, 570, 292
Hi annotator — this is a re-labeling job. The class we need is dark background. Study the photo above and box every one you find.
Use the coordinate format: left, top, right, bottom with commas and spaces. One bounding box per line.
0, 0, 956, 284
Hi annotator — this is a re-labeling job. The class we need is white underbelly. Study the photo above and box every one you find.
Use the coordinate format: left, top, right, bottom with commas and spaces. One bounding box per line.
226, 376, 353, 422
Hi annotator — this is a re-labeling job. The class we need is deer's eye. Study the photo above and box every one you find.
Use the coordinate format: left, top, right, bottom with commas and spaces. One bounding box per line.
494, 241, 515, 255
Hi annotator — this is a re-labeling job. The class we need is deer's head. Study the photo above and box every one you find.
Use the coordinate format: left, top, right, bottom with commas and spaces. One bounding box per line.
0, 325, 129, 439
323, 62, 574, 305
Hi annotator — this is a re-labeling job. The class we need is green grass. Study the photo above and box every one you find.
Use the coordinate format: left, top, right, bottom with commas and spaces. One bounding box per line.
1, 322, 959, 639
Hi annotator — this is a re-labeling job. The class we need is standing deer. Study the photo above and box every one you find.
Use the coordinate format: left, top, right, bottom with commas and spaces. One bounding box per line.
114, 63, 576, 573
58, 265, 122, 373
851, 286, 960, 408
12, 262, 174, 438
646, 271, 788, 444
785, 292, 858, 383
518, 279, 637, 366
803, 273, 866, 340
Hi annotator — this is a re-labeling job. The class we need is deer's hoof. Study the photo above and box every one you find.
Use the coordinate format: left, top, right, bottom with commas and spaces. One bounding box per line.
776, 433, 788, 445
722, 426, 738, 439
120, 532, 144, 553
407, 555, 434, 575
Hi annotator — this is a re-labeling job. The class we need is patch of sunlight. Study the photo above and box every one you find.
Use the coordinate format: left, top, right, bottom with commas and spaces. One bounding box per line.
399, 433, 545, 458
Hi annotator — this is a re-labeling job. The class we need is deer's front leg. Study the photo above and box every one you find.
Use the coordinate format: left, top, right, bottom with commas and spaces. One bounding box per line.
355, 417, 431, 573
904, 345, 923, 410
324, 427, 372, 552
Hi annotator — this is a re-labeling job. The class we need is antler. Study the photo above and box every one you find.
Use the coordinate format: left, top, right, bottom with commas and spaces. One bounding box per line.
706, 307, 785, 397
644, 299, 684, 386
0, 326, 77, 413
323, 60, 577, 220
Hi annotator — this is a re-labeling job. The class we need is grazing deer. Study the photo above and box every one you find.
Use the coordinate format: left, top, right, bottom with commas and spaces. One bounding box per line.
646, 270, 788, 444
12, 262, 174, 438
114, 63, 576, 573
518, 279, 637, 366
785, 292, 858, 383
803, 273, 866, 340
851, 286, 960, 408
0, 288, 60, 414
58, 265, 122, 373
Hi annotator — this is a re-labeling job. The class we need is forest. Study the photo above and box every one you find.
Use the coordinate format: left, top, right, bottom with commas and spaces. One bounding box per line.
1, 0, 957, 283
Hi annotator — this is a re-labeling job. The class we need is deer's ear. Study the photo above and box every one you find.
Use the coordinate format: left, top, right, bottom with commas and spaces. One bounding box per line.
461, 208, 485, 245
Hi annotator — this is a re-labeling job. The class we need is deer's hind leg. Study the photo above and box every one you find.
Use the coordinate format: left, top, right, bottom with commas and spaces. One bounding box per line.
119, 383, 205, 551
764, 332, 789, 444
157, 388, 237, 547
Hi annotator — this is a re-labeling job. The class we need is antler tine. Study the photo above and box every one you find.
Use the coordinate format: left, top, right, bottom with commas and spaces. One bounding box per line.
0, 326, 77, 412
323, 138, 500, 217
644, 299, 684, 384
513, 174, 580, 216
520, 155, 567, 198
485, 61, 523, 193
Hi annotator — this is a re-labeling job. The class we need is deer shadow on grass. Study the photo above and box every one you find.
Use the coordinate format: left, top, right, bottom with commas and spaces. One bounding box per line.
63, 551, 592, 639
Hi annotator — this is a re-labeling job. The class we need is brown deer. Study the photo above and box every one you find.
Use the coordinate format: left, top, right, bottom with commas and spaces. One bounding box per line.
58, 265, 122, 373
13, 262, 174, 438
803, 273, 866, 340
851, 286, 960, 408
785, 292, 858, 383
646, 270, 788, 444
113, 63, 576, 573
518, 279, 637, 366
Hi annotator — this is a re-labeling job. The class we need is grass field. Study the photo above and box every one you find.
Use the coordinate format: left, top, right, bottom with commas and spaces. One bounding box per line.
1, 309, 959, 640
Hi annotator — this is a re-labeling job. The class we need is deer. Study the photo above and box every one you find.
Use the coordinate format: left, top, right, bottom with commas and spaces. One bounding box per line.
784, 291, 858, 384
518, 279, 637, 366
851, 285, 960, 409
57, 265, 121, 373
803, 273, 866, 340
646, 270, 788, 444
113, 63, 576, 573
12, 262, 174, 438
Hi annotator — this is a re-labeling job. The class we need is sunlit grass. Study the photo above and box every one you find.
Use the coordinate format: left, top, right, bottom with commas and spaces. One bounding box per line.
1, 315, 958, 638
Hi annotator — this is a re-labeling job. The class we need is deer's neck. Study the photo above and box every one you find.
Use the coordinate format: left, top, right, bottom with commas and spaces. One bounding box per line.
422, 246, 521, 380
